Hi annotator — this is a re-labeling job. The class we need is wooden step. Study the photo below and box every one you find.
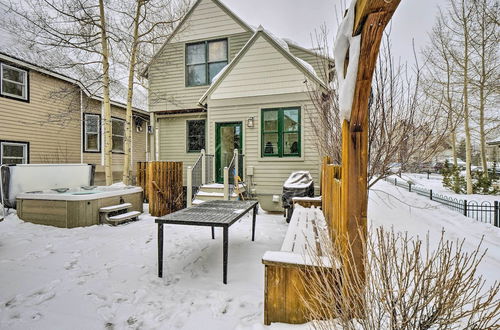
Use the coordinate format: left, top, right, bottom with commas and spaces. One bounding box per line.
198, 183, 246, 194
99, 203, 132, 213
196, 191, 238, 201
106, 211, 141, 225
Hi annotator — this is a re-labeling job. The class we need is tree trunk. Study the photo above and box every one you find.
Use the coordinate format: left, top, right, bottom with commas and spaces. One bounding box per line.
462, 2, 473, 194
452, 130, 457, 167
99, 0, 113, 185
122, 0, 143, 185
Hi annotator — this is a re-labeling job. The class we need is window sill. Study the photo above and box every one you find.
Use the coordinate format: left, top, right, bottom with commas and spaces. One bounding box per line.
83, 150, 101, 154
258, 156, 304, 162
0, 93, 29, 103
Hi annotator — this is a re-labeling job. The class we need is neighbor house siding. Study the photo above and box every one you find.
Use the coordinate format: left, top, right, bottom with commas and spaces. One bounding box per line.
0, 70, 81, 163
207, 93, 320, 195
81, 97, 149, 183
157, 113, 207, 185
170, 0, 248, 43
210, 36, 312, 100
288, 44, 330, 82
148, 32, 253, 112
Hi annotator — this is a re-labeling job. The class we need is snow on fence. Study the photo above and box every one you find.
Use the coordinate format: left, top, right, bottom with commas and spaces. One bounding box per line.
385, 177, 500, 227
137, 161, 184, 217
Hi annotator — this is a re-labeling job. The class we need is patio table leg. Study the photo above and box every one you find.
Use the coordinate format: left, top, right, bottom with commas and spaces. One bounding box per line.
158, 223, 164, 278
252, 205, 257, 241
211, 226, 215, 239
223, 226, 228, 284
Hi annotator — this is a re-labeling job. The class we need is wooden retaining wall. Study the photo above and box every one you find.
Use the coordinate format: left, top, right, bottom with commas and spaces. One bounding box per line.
137, 161, 183, 217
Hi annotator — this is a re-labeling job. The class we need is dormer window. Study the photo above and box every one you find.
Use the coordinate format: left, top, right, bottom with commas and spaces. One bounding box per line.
186, 39, 228, 87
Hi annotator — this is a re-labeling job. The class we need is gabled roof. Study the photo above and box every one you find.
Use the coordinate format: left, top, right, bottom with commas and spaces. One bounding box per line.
142, 0, 254, 77
198, 26, 328, 105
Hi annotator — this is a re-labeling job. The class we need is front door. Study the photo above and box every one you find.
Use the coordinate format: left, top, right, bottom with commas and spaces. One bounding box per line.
215, 122, 243, 183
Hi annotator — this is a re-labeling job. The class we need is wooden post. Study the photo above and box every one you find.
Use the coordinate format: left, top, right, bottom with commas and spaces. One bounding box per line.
223, 167, 229, 200
187, 166, 193, 207
201, 149, 206, 185
339, 0, 401, 313
234, 148, 239, 179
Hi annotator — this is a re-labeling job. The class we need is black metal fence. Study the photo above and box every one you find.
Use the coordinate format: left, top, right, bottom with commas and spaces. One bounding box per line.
385, 177, 500, 228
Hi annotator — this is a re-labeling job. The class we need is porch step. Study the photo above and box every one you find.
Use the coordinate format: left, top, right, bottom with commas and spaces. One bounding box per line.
195, 191, 239, 201
198, 183, 246, 194
107, 211, 141, 225
99, 203, 132, 213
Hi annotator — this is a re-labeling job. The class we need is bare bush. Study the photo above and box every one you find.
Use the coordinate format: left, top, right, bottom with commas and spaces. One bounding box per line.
299, 228, 500, 329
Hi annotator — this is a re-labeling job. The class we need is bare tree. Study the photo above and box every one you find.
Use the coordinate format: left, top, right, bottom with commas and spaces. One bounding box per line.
299, 228, 500, 329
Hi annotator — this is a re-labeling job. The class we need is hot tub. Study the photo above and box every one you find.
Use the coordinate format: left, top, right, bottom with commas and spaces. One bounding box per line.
16, 185, 143, 228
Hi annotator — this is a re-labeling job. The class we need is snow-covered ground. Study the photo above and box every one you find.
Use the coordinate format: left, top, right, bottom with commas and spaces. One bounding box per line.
1, 181, 499, 329
392, 173, 500, 203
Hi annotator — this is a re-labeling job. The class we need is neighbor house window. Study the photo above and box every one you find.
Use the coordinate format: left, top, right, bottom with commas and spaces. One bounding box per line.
262, 108, 301, 157
84, 113, 100, 152
112, 118, 125, 153
186, 39, 228, 86
187, 120, 206, 152
1, 141, 28, 164
1, 63, 28, 100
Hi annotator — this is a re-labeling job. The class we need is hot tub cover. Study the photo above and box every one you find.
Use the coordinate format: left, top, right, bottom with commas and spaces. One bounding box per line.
1, 164, 95, 208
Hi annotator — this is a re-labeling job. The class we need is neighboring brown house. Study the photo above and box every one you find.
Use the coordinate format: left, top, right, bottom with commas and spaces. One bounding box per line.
0, 52, 150, 184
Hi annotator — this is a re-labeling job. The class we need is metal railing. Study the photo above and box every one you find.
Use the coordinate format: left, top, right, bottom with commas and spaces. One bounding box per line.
385, 177, 500, 227
187, 150, 217, 206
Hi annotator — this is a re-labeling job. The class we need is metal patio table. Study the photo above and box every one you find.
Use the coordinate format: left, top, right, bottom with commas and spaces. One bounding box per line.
155, 200, 259, 284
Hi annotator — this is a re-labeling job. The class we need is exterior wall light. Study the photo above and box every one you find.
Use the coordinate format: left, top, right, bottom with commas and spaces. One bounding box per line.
247, 116, 254, 128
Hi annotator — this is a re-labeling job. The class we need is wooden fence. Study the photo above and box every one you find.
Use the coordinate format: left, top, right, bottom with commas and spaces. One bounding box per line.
321, 157, 342, 241
137, 161, 183, 217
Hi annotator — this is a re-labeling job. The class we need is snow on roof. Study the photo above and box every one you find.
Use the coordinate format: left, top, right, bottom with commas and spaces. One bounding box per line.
0, 24, 147, 112
487, 137, 500, 145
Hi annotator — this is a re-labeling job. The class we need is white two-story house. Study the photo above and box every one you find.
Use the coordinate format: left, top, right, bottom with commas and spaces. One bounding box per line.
143, 0, 333, 211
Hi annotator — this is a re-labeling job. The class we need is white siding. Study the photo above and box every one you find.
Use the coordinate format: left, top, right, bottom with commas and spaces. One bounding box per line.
207, 94, 321, 195
157, 114, 207, 185
211, 36, 310, 100
172, 0, 247, 43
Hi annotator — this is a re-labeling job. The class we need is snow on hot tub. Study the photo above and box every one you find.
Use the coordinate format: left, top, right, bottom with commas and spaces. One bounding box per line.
16, 185, 143, 228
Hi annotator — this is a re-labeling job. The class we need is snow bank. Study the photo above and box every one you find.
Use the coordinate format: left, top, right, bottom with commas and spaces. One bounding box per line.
333, 0, 361, 122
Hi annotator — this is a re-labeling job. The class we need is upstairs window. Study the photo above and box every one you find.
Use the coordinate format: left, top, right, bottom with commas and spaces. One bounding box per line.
186, 39, 228, 86
1, 141, 28, 164
187, 120, 206, 152
1, 63, 28, 100
84, 114, 100, 152
262, 108, 301, 157
112, 118, 125, 153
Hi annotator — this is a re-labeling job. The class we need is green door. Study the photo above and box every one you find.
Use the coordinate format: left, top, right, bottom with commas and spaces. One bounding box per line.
215, 122, 243, 183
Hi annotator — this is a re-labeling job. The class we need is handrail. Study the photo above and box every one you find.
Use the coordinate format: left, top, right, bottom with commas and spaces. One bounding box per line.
187, 150, 204, 207
223, 149, 239, 200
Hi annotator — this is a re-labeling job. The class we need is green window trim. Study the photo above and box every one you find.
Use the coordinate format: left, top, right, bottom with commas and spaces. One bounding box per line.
261, 107, 301, 158
185, 38, 228, 87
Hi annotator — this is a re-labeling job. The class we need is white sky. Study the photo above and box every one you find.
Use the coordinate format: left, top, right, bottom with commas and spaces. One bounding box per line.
222, 0, 447, 64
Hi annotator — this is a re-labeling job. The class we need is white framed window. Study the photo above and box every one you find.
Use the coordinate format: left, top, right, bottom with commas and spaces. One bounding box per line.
1, 63, 28, 100
1, 141, 29, 164
112, 118, 125, 153
84, 113, 101, 152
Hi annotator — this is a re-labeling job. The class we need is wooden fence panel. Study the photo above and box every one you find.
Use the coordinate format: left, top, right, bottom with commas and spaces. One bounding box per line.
321, 160, 342, 246
137, 161, 183, 217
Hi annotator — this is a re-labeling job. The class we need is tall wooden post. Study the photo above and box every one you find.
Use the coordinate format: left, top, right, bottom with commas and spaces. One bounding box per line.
340, 0, 401, 311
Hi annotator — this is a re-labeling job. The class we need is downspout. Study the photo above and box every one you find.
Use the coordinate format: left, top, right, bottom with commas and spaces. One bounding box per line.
101, 102, 104, 166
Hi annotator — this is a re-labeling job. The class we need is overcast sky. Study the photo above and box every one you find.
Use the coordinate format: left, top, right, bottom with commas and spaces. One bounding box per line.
222, 0, 447, 64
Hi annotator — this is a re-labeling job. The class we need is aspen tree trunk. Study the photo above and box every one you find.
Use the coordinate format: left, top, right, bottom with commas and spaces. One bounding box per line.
99, 0, 113, 185
462, 1, 473, 195
452, 130, 457, 167
122, 0, 143, 185
477, 1, 489, 178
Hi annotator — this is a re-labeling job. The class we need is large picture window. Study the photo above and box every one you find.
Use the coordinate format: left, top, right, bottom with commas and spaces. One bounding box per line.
261, 108, 301, 157
187, 120, 206, 152
84, 113, 100, 152
112, 118, 125, 153
186, 39, 228, 86
1, 63, 28, 100
1, 141, 29, 164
